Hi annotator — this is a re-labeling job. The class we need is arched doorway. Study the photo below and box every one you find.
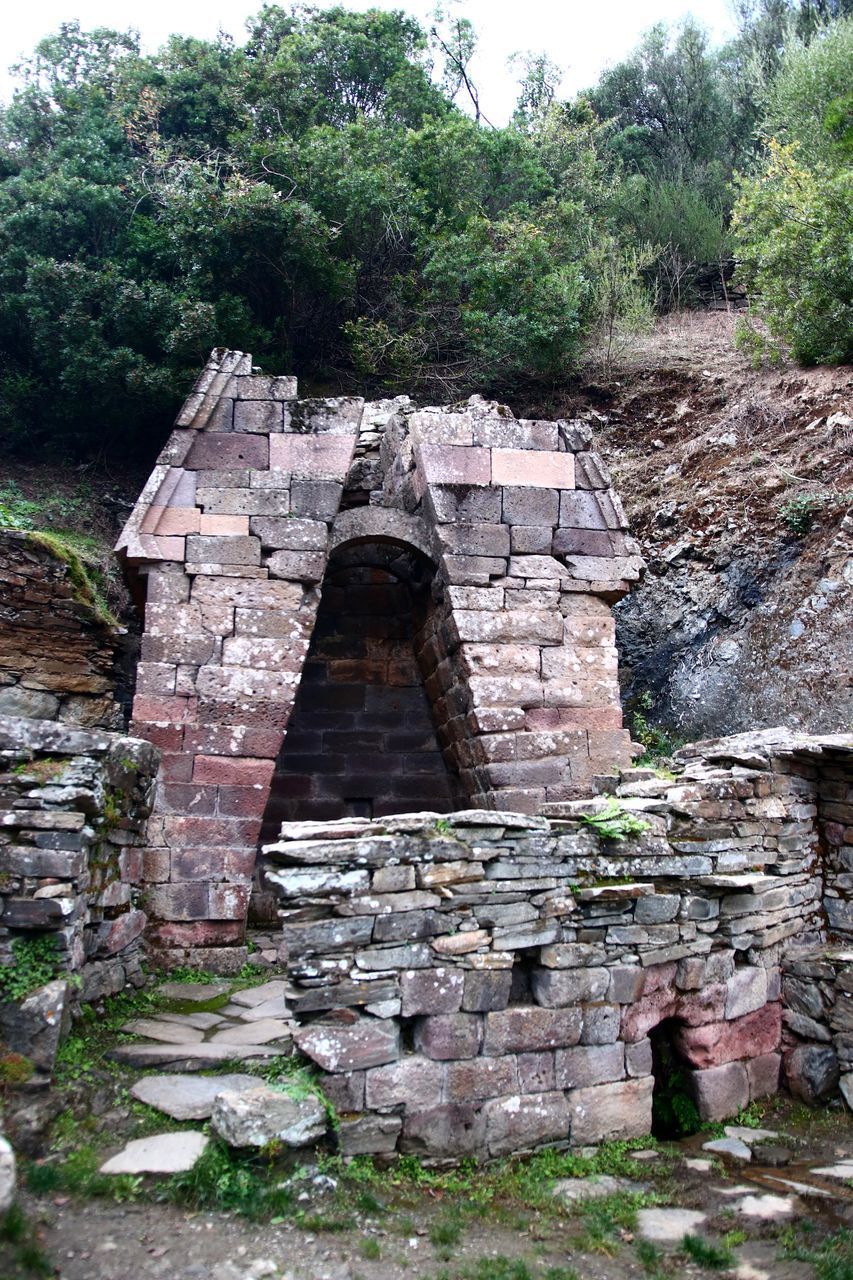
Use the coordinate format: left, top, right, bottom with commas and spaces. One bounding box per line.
259, 535, 463, 842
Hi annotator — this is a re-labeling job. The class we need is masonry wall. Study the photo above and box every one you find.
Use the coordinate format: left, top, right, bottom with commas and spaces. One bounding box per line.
0, 716, 159, 1002
260, 730, 846, 1158
117, 350, 643, 963
0, 532, 124, 730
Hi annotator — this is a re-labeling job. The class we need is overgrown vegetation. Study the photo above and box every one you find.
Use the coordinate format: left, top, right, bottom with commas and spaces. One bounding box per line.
0, 935, 62, 1001
0, 2, 850, 462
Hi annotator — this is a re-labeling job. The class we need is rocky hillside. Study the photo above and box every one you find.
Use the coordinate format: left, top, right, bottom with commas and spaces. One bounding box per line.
515, 312, 853, 746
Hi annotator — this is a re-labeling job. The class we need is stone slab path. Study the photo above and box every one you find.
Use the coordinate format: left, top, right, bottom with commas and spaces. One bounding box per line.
110, 979, 294, 1070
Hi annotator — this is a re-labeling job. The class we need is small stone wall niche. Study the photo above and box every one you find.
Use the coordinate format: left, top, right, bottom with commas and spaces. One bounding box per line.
0, 715, 159, 1072
0, 530, 125, 729
255, 729, 850, 1159
117, 349, 643, 964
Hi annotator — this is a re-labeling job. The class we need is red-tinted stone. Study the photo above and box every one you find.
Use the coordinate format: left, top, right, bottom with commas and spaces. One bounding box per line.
417, 443, 491, 486
492, 450, 575, 490
162, 816, 261, 847
193, 755, 276, 785
620, 989, 678, 1043
675, 1004, 782, 1069
268, 433, 356, 479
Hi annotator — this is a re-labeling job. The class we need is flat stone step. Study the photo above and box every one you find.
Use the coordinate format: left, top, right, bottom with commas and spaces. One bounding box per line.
122, 1019, 205, 1044
156, 1011, 225, 1030
229, 980, 289, 1008
237, 994, 290, 1022
155, 981, 230, 1002
110, 1042, 286, 1068
208, 1018, 293, 1046
130, 1073, 261, 1120
99, 1132, 208, 1175
636, 1207, 708, 1244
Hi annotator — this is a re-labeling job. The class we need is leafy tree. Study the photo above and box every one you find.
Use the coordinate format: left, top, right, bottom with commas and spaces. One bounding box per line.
732, 18, 853, 364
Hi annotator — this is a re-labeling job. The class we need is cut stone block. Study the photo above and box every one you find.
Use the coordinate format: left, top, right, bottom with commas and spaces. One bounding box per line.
294, 1019, 400, 1072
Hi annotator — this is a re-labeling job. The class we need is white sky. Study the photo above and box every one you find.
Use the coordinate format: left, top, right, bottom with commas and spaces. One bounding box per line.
1, 0, 740, 123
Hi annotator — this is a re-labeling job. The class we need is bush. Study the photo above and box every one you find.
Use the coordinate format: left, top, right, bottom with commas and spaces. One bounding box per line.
732, 20, 853, 365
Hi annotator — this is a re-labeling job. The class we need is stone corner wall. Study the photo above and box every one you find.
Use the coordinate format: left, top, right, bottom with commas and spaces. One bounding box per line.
0, 529, 126, 730
0, 715, 159, 1008
253, 728, 853, 1160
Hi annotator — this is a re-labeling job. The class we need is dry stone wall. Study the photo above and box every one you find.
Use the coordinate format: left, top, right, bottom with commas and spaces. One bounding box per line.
118, 349, 642, 963
260, 730, 849, 1158
0, 715, 159, 1005
0, 531, 124, 729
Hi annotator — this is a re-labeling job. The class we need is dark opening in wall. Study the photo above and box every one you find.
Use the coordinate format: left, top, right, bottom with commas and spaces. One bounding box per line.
260, 539, 461, 840
649, 1018, 701, 1138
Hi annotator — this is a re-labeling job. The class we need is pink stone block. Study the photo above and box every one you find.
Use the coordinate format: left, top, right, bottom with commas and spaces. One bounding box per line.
416, 443, 491, 487
268, 433, 356, 479
193, 755, 276, 785
198, 514, 250, 536
492, 450, 575, 490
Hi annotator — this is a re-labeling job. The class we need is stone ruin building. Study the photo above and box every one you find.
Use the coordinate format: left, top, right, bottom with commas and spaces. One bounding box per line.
2, 346, 853, 1161
115, 348, 644, 961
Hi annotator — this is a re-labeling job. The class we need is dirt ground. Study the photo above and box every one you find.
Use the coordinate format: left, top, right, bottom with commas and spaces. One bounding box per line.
6, 1094, 853, 1280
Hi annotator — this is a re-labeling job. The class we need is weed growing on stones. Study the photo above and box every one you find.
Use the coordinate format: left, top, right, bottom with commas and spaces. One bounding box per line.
26, 1144, 142, 1204
0, 936, 62, 1001
781, 1225, 853, 1280
580, 801, 649, 842
163, 1139, 293, 1220
635, 1238, 663, 1276
0, 1204, 53, 1278
575, 1191, 661, 1255
681, 1233, 734, 1270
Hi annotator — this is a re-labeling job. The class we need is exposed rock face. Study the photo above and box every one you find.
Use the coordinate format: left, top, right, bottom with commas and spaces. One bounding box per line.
0, 530, 124, 729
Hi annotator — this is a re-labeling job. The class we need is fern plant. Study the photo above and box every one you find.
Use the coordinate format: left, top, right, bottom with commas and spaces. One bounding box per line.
580, 800, 649, 842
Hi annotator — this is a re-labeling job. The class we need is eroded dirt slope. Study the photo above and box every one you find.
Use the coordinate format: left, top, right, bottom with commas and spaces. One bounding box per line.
516, 313, 853, 743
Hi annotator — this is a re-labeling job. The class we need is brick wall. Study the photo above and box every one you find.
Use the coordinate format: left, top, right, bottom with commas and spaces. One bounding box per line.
261, 729, 849, 1158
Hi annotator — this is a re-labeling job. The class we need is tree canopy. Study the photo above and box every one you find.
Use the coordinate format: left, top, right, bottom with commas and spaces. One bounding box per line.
0, 2, 848, 462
